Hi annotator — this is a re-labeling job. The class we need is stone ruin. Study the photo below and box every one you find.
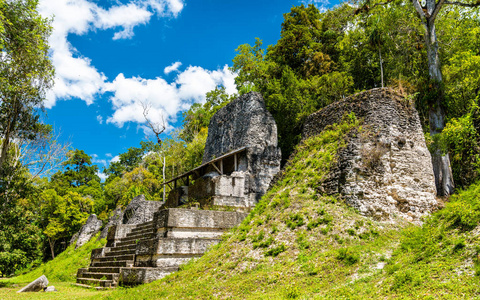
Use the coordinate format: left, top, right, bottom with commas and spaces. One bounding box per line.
166, 91, 281, 209
75, 92, 281, 288
75, 88, 439, 288
303, 88, 438, 222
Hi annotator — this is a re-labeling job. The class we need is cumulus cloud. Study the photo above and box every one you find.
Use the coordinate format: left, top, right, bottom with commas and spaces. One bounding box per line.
91, 154, 107, 166
164, 61, 182, 74
104, 65, 236, 129
97, 171, 108, 182
110, 155, 120, 163
38, 0, 185, 107
39, 0, 237, 132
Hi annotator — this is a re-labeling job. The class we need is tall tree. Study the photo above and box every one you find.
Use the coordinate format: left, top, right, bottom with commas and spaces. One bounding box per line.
0, 0, 54, 172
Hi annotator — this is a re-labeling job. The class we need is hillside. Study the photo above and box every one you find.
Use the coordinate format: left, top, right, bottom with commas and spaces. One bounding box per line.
3, 112, 480, 299
100, 114, 480, 299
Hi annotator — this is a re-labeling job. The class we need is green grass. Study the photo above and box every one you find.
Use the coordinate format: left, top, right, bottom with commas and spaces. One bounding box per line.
0, 235, 107, 298
4, 113, 480, 299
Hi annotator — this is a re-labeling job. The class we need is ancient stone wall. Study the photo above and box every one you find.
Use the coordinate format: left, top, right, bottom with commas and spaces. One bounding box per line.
303, 88, 438, 222
202, 92, 281, 202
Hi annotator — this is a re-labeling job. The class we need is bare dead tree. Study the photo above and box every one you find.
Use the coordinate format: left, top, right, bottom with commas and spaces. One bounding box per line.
141, 101, 166, 146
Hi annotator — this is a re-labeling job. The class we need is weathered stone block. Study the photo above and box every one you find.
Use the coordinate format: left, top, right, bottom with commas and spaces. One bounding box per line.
17, 275, 49, 293
202, 92, 281, 203
76, 214, 102, 249
303, 88, 438, 222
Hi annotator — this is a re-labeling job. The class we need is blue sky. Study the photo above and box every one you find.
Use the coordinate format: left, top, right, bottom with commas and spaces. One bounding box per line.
38, 0, 335, 179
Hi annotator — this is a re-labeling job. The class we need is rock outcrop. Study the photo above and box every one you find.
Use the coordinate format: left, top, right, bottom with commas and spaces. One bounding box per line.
202, 92, 281, 201
76, 214, 103, 249
303, 88, 438, 222
122, 195, 163, 225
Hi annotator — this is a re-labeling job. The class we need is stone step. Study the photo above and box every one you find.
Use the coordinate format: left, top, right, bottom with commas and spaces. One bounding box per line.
88, 266, 121, 274
91, 260, 133, 268
73, 282, 109, 290
126, 227, 155, 237
76, 277, 115, 288
115, 240, 136, 248
81, 272, 118, 280
109, 244, 136, 252
119, 234, 154, 244
132, 221, 154, 231
97, 254, 135, 262
105, 249, 136, 257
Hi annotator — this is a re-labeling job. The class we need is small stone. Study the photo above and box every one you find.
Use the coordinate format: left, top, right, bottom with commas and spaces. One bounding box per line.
17, 275, 49, 293
44, 286, 57, 292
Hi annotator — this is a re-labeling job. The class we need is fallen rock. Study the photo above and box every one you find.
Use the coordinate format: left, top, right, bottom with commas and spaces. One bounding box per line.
44, 286, 57, 292
17, 275, 48, 293
75, 214, 103, 249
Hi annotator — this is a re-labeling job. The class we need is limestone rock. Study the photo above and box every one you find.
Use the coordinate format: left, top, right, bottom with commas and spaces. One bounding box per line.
98, 208, 122, 240
44, 286, 57, 292
303, 88, 438, 222
68, 232, 79, 246
122, 195, 163, 225
75, 214, 102, 249
17, 275, 48, 293
203, 92, 281, 201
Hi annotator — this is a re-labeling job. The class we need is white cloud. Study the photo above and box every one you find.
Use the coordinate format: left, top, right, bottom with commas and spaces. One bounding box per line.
97, 171, 108, 182
91, 154, 107, 166
39, 0, 185, 107
39, 0, 238, 132
104, 65, 237, 129
164, 61, 182, 74
110, 155, 120, 163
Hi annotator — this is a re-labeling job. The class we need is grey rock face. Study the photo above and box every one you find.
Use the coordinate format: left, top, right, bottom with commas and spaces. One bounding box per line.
17, 275, 48, 293
303, 88, 438, 222
122, 195, 163, 225
75, 214, 103, 249
203, 92, 281, 201
69, 232, 79, 246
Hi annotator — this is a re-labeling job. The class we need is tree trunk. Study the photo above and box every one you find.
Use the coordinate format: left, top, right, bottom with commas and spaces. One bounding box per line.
48, 237, 56, 259
379, 48, 384, 88
425, 20, 455, 196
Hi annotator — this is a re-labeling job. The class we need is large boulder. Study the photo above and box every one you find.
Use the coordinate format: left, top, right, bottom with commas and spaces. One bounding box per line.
17, 275, 48, 293
203, 92, 281, 201
303, 88, 438, 222
75, 214, 102, 249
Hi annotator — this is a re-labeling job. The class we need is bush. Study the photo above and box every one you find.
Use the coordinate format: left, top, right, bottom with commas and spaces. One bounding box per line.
336, 247, 360, 265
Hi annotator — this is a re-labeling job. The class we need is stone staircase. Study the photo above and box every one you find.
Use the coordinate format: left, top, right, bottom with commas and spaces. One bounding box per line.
76, 221, 156, 289
76, 208, 247, 288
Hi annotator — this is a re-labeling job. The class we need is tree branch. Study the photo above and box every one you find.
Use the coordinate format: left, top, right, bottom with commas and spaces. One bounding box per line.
431, 0, 447, 23
353, 0, 397, 15
443, 0, 480, 6
412, 0, 427, 23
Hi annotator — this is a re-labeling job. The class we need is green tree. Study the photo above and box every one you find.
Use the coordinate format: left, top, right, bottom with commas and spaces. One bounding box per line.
232, 4, 353, 160
39, 189, 93, 259
0, 0, 54, 172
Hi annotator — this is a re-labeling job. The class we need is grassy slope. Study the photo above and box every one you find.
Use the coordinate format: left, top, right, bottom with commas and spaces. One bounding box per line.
0, 236, 106, 299
106, 115, 480, 299
4, 115, 480, 299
